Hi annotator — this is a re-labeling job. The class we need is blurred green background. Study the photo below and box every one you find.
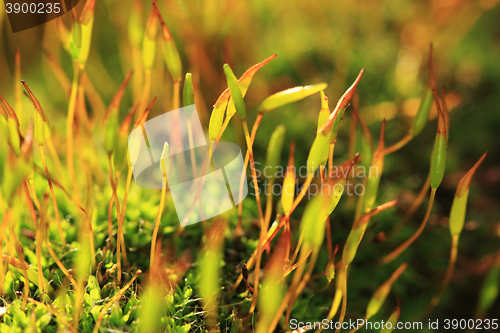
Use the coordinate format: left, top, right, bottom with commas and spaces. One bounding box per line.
1, 0, 499, 330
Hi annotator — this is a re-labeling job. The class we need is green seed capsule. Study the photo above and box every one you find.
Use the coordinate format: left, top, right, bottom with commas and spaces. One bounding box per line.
208, 55, 277, 141
71, 19, 82, 57
449, 152, 487, 237
72, 21, 81, 49
410, 45, 436, 138
281, 144, 296, 216
104, 71, 134, 154
259, 83, 327, 114
7, 116, 20, 155
208, 104, 225, 142
306, 132, 330, 175
317, 91, 330, 130
449, 194, 468, 237
301, 158, 357, 249
343, 200, 397, 266
300, 190, 330, 248
317, 69, 364, 136
325, 257, 335, 282
476, 255, 500, 317
156, 6, 182, 83
265, 125, 286, 183
113, 130, 128, 171
78, 0, 96, 68
381, 301, 401, 333
281, 173, 295, 215
183, 73, 194, 107
409, 89, 433, 137
22, 81, 47, 146
257, 245, 286, 333
363, 120, 386, 211
128, 0, 143, 47
430, 134, 446, 189
163, 40, 182, 83
330, 106, 347, 144
430, 90, 447, 190
431, 134, 446, 189
366, 262, 407, 319
141, 8, 158, 70
160, 142, 170, 177
104, 109, 119, 154
142, 37, 157, 70
223, 64, 246, 120
328, 179, 345, 213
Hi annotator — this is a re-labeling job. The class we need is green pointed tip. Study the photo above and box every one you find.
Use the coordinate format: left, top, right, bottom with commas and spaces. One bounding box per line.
161, 142, 170, 161
223, 64, 246, 120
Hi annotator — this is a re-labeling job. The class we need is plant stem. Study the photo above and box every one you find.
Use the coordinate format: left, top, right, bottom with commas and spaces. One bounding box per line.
237, 113, 264, 228
24, 182, 38, 229
320, 290, 343, 332
186, 118, 197, 178
107, 196, 115, 244
117, 167, 134, 268
284, 216, 291, 264
45, 240, 77, 286
328, 142, 335, 178
137, 69, 152, 122
0, 208, 8, 296
243, 118, 266, 313
267, 248, 314, 332
231, 220, 281, 294
383, 133, 412, 155
14, 49, 23, 129
251, 178, 277, 313
353, 177, 368, 222
23, 185, 46, 298
45, 136, 65, 184
382, 188, 436, 264
66, 60, 80, 198
36, 196, 46, 297
388, 172, 430, 239
336, 264, 349, 333
107, 155, 122, 282
25, 179, 41, 211
285, 249, 319, 324
173, 80, 180, 109
429, 235, 458, 309
326, 216, 333, 260
40, 146, 66, 246
290, 232, 304, 264
150, 176, 167, 271
289, 174, 313, 214
85, 211, 96, 268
